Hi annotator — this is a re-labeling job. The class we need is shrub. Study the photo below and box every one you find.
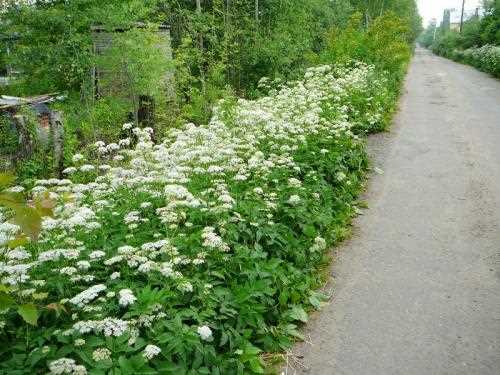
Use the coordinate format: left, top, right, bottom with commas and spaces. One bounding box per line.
455, 44, 500, 77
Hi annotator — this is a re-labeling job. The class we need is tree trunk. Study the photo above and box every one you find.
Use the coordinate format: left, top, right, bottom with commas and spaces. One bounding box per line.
196, 0, 203, 50
196, 0, 206, 93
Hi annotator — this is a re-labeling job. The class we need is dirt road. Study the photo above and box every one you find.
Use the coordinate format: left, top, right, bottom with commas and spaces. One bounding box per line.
288, 48, 500, 374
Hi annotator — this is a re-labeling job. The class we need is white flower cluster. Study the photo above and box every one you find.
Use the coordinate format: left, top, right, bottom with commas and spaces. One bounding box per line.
48, 358, 87, 375
143, 344, 161, 360
69, 284, 106, 307
73, 318, 128, 337
201, 227, 230, 252
92, 348, 111, 362
310, 236, 327, 252
118, 289, 136, 307
0, 63, 385, 374
197, 325, 213, 341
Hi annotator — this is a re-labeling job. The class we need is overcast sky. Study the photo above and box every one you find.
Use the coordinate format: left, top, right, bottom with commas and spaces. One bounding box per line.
418, 0, 482, 26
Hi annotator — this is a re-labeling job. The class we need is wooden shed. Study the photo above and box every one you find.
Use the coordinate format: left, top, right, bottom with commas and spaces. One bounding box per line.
90, 23, 174, 101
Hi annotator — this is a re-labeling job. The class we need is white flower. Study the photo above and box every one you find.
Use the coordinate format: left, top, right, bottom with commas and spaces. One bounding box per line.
253, 187, 264, 195
118, 289, 136, 307
69, 284, 106, 307
288, 178, 302, 187
92, 348, 111, 361
122, 122, 133, 130
119, 138, 131, 147
6, 247, 30, 260
124, 211, 140, 224
76, 261, 91, 270
143, 344, 161, 360
48, 358, 78, 374
310, 236, 327, 252
74, 338, 85, 346
89, 250, 106, 259
201, 227, 229, 252
60, 267, 78, 275
197, 325, 213, 341
177, 281, 193, 293
107, 143, 119, 152
72, 154, 84, 163
80, 165, 95, 173
110, 272, 120, 280
287, 195, 301, 205
73, 318, 128, 337
73, 366, 87, 375
6, 185, 24, 193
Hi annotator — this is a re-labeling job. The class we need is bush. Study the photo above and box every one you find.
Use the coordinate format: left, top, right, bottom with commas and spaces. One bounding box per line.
455, 44, 500, 77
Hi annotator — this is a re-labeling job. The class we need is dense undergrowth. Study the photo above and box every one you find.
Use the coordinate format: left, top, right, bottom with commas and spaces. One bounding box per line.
0, 62, 400, 374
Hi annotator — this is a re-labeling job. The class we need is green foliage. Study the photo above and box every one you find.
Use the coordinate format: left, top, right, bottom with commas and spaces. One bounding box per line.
0, 1, 172, 175
0, 114, 18, 169
320, 10, 412, 108
0, 0, 156, 93
366, 13, 412, 75
0, 60, 410, 373
479, 0, 500, 45
96, 28, 171, 119
454, 45, 500, 77
420, 0, 499, 76
0, 1, 420, 373
1, 0, 420, 181
0, 172, 54, 240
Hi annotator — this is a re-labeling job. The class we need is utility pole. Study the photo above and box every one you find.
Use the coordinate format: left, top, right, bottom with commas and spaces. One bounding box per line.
459, 0, 465, 33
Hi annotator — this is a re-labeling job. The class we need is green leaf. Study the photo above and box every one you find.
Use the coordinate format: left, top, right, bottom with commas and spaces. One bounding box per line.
248, 358, 264, 374
0, 292, 15, 309
284, 324, 305, 340
309, 292, 328, 310
303, 224, 316, 238
18, 303, 39, 326
8, 236, 29, 249
289, 305, 308, 323
0, 284, 10, 293
13, 206, 42, 240
118, 356, 133, 374
0, 173, 15, 189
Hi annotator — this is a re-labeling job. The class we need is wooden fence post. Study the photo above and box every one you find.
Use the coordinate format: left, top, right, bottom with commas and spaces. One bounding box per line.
50, 111, 64, 178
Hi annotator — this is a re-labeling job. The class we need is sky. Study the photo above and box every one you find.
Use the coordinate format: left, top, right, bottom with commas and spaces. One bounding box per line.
417, 0, 482, 27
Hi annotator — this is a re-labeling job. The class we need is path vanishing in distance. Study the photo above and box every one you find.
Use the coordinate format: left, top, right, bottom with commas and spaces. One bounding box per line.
287, 48, 500, 374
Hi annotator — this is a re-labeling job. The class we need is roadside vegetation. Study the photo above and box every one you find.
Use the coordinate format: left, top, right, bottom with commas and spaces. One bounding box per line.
419, 0, 500, 77
0, 1, 421, 373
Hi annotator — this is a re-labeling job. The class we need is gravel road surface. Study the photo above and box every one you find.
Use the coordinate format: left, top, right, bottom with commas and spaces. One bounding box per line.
287, 48, 500, 375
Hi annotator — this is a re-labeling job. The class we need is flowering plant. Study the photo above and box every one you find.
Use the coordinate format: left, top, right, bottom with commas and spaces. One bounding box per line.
0, 63, 391, 374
